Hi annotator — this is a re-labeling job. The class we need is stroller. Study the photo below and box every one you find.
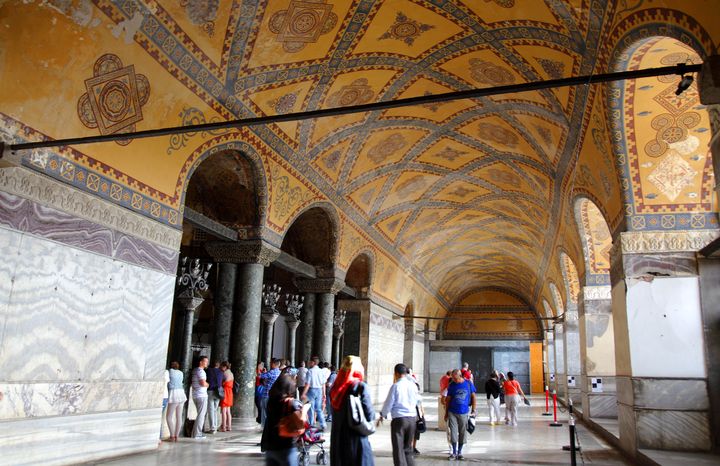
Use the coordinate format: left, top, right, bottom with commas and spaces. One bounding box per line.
297, 424, 327, 465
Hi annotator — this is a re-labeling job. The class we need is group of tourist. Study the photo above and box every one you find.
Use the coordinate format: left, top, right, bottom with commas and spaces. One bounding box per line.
161, 356, 235, 441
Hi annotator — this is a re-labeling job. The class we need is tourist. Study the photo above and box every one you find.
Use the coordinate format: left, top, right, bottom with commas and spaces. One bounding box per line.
191, 356, 210, 439
161, 368, 169, 441
296, 360, 308, 398
261, 374, 311, 466
484, 371, 501, 425
502, 371, 526, 426
301, 356, 328, 431
461, 362, 474, 383
378, 363, 418, 466
166, 361, 186, 442
325, 365, 337, 422
206, 360, 224, 434
256, 362, 266, 424
444, 369, 476, 460
220, 361, 234, 432
259, 358, 282, 427
329, 356, 375, 466
408, 372, 424, 456
439, 370, 452, 400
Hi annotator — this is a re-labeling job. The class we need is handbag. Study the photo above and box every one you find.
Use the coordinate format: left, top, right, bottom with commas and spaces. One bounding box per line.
415, 406, 426, 434
278, 398, 306, 438
217, 385, 225, 400
467, 415, 476, 434
347, 384, 375, 436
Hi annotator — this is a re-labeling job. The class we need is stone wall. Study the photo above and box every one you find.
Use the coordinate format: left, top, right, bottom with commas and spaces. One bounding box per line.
0, 166, 179, 465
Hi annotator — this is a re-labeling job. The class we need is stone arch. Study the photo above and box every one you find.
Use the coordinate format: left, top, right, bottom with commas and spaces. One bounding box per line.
559, 252, 581, 307
280, 201, 340, 274
543, 299, 555, 319
549, 282, 564, 316
574, 197, 612, 286
345, 250, 374, 297
179, 139, 269, 229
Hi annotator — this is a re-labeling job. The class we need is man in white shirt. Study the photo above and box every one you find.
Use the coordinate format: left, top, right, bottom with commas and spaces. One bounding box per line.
301, 356, 328, 431
191, 356, 209, 439
378, 363, 418, 466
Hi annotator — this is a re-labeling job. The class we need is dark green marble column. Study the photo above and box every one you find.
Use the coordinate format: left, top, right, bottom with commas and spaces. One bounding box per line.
211, 262, 237, 364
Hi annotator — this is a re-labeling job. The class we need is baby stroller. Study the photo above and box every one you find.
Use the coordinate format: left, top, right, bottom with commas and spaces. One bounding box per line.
297, 424, 327, 465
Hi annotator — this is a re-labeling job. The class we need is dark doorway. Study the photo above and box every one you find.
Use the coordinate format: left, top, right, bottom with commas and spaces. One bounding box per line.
461, 347, 492, 384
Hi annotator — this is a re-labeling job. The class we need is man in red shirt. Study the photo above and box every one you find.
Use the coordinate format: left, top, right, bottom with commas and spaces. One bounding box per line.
461, 362, 474, 383
439, 370, 452, 398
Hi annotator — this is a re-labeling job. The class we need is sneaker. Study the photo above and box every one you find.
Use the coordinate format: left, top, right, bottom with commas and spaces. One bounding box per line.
413, 448, 420, 455
457, 454, 465, 460
448, 454, 456, 460
193, 435, 207, 440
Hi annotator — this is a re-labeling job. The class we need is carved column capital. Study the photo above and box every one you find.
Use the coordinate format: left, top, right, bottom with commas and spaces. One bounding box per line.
285, 318, 301, 331
295, 277, 345, 294
205, 240, 280, 266
582, 285, 611, 301
262, 311, 279, 325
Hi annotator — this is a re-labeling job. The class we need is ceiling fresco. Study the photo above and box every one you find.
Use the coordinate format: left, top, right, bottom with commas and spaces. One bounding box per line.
576, 197, 611, 285
1, 1, 719, 321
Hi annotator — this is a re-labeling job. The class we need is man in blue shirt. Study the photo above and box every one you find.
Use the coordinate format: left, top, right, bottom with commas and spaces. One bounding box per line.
444, 369, 477, 460
258, 358, 281, 427
379, 363, 418, 466
206, 360, 224, 434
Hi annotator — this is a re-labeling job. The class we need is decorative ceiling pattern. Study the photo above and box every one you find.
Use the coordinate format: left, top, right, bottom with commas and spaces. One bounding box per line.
1, 1, 718, 319
560, 252, 580, 305
576, 198, 611, 285
611, 36, 718, 232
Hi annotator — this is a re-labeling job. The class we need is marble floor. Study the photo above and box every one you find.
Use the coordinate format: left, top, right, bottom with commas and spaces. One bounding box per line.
93, 394, 629, 465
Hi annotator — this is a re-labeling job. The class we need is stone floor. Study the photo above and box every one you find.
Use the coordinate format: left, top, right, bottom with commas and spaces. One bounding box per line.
93, 394, 629, 465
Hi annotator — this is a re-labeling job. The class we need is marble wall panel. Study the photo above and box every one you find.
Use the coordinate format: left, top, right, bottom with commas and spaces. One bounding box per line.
631, 378, 710, 411
0, 408, 161, 466
626, 277, 706, 378
636, 409, 711, 451
366, 303, 404, 403
587, 393, 618, 419
412, 338, 424, 391
0, 190, 178, 274
0, 225, 175, 384
429, 350, 461, 392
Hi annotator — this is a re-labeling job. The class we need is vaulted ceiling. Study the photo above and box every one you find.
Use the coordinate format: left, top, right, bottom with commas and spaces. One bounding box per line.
1, 0, 717, 315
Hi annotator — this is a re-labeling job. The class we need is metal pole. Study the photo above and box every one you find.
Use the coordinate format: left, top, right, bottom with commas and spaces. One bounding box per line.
5, 64, 701, 151
549, 390, 562, 427
542, 385, 552, 415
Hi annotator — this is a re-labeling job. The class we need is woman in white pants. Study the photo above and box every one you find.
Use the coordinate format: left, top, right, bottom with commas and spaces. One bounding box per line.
484, 372, 502, 425
166, 361, 187, 441
501, 371, 526, 426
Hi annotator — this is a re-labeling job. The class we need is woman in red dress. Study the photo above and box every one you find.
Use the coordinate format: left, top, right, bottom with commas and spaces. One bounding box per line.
220, 361, 234, 432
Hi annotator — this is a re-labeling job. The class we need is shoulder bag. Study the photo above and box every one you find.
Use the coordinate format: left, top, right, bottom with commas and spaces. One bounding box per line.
347, 383, 376, 436
415, 406, 426, 434
278, 398, 306, 438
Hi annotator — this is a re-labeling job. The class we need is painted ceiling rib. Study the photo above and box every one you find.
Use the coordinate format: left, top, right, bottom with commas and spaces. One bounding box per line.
6, 64, 699, 152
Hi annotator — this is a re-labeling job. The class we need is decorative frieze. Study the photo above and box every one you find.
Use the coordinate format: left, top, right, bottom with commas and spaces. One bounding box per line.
295, 277, 345, 294
0, 166, 181, 250
204, 240, 280, 266
619, 230, 719, 254
583, 285, 611, 301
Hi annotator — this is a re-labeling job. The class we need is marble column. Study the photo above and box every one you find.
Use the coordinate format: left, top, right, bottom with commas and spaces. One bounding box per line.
211, 262, 237, 363
553, 323, 566, 398
300, 292, 316, 362
332, 329, 344, 368
286, 318, 301, 366
563, 308, 582, 408
176, 297, 203, 383
610, 230, 718, 454
296, 277, 345, 364
579, 285, 617, 420
206, 240, 280, 424
261, 311, 279, 367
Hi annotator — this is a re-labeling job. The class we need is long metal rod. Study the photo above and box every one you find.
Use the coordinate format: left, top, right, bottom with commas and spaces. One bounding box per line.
8, 63, 699, 151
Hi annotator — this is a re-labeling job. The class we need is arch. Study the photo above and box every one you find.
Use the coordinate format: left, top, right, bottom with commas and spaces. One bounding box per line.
574, 197, 612, 286
559, 252, 581, 307
179, 139, 269, 228
280, 201, 340, 272
543, 299, 555, 319
345, 250, 375, 297
606, 31, 716, 235
549, 282, 564, 316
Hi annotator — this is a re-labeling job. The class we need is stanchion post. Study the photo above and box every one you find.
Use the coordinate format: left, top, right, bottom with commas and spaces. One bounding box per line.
542, 385, 552, 416
562, 398, 581, 451
549, 390, 562, 427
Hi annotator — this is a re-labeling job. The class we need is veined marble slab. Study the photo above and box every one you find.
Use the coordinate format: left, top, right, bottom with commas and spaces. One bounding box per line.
0, 408, 162, 466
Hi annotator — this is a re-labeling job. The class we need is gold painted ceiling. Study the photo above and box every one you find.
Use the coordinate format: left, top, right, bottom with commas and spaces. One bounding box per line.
1, 1, 719, 321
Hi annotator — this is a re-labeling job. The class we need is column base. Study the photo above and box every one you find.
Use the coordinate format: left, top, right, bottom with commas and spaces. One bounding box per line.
229, 416, 263, 433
